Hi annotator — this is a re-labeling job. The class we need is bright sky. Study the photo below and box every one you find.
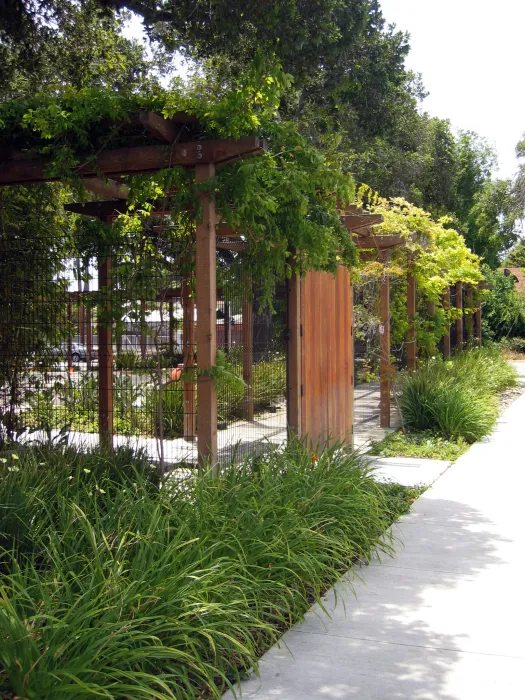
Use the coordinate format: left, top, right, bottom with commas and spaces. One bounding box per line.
379, 0, 525, 179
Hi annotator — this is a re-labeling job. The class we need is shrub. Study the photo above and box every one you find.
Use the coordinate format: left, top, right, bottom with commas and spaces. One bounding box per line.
369, 431, 468, 461
398, 346, 517, 443
0, 443, 413, 699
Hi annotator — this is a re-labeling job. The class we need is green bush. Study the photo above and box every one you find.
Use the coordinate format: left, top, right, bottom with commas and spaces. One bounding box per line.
0, 443, 414, 699
399, 346, 517, 443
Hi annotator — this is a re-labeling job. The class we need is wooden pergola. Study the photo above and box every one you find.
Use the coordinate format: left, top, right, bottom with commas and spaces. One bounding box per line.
0, 110, 266, 470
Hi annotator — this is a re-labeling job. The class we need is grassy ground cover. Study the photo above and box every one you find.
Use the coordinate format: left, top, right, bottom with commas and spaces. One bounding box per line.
398, 345, 517, 443
0, 442, 415, 699
369, 431, 469, 461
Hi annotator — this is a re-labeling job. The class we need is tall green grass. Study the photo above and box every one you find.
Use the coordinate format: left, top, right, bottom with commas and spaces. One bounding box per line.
399, 345, 517, 442
0, 443, 410, 699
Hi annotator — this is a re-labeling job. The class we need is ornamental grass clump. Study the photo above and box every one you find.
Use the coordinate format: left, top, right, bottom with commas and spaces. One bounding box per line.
0, 442, 409, 700
399, 345, 517, 443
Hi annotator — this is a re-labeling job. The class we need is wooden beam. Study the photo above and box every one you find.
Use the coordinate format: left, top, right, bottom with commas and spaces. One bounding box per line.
83, 177, 129, 199
195, 163, 217, 473
443, 288, 451, 359
287, 271, 302, 437
476, 297, 482, 345
134, 111, 179, 144
466, 285, 474, 343
182, 271, 196, 441
407, 271, 417, 371
341, 213, 384, 232
354, 234, 403, 249
456, 281, 464, 350
379, 272, 391, 428
0, 137, 266, 185
98, 247, 113, 451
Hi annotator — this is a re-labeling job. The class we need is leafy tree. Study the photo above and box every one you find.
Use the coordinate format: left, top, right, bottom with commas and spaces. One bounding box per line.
481, 266, 525, 341
505, 239, 525, 268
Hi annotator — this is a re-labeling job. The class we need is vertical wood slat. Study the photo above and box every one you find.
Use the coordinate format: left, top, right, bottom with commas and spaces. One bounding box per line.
407, 271, 417, 371
182, 270, 196, 441
379, 272, 390, 428
140, 299, 147, 358
476, 292, 482, 344
465, 284, 473, 342
287, 272, 302, 437
300, 268, 353, 447
98, 244, 113, 451
168, 300, 175, 356
195, 162, 217, 472
242, 295, 254, 421
443, 288, 451, 359
456, 281, 463, 350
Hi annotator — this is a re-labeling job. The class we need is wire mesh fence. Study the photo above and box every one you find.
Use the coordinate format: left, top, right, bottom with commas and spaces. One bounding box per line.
0, 226, 288, 467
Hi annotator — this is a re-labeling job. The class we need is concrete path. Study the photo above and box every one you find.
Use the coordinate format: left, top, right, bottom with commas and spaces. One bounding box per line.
225, 389, 525, 699
369, 456, 451, 487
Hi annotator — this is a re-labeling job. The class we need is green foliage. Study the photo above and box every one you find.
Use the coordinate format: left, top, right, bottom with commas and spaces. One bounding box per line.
398, 346, 517, 442
481, 266, 525, 341
0, 442, 415, 699
369, 431, 469, 461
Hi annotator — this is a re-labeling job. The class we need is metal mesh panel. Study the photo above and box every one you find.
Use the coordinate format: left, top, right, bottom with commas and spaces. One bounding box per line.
1, 228, 288, 467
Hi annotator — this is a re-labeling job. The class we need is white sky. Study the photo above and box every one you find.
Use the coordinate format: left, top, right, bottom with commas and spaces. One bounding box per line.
380, 0, 525, 179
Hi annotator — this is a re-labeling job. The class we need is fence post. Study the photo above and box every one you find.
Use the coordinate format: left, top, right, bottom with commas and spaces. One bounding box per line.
182, 270, 196, 441
98, 241, 113, 452
195, 163, 217, 473
379, 271, 391, 427
443, 288, 451, 359
456, 281, 463, 350
242, 286, 254, 421
407, 269, 417, 370
476, 291, 482, 345
287, 271, 302, 437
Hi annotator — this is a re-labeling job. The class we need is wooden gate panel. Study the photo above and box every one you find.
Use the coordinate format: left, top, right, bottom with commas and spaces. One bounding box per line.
300, 268, 353, 445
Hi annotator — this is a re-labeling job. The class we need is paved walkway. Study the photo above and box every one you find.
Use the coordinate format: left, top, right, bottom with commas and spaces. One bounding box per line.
225, 373, 525, 699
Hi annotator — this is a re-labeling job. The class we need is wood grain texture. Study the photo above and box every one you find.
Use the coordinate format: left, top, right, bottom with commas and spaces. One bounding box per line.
300, 268, 353, 447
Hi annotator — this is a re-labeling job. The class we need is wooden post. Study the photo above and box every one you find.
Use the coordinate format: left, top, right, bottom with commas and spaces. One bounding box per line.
407, 270, 417, 371
242, 293, 254, 421
140, 299, 147, 358
224, 302, 232, 352
195, 163, 217, 472
182, 271, 196, 441
443, 288, 451, 359
466, 285, 473, 343
476, 293, 482, 345
98, 247, 113, 451
456, 281, 463, 350
67, 301, 73, 370
78, 259, 84, 344
379, 271, 391, 428
427, 301, 435, 317
287, 271, 302, 437
169, 300, 175, 356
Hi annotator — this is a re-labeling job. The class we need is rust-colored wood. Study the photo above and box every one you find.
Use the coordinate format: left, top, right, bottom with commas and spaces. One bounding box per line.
379, 273, 391, 428
98, 250, 113, 451
354, 234, 403, 249
287, 272, 302, 436
407, 271, 417, 371
466, 285, 473, 342
182, 272, 196, 441
0, 137, 265, 185
443, 288, 451, 359
456, 281, 464, 350
67, 302, 73, 370
427, 301, 436, 317
300, 268, 353, 446
195, 163, 217, 472
242, 297, 254, 421
140, 299, 147, 358
83, 177, 129, 199
135, 111, 179, 144
341, 213, 384, 231
168, 300, 175, 355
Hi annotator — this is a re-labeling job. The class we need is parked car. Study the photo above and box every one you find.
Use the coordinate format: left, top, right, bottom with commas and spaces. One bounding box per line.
49, 342, 98, 363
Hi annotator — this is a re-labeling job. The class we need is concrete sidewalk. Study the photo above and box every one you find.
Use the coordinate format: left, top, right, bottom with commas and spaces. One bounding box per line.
225, 387, 525, 699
